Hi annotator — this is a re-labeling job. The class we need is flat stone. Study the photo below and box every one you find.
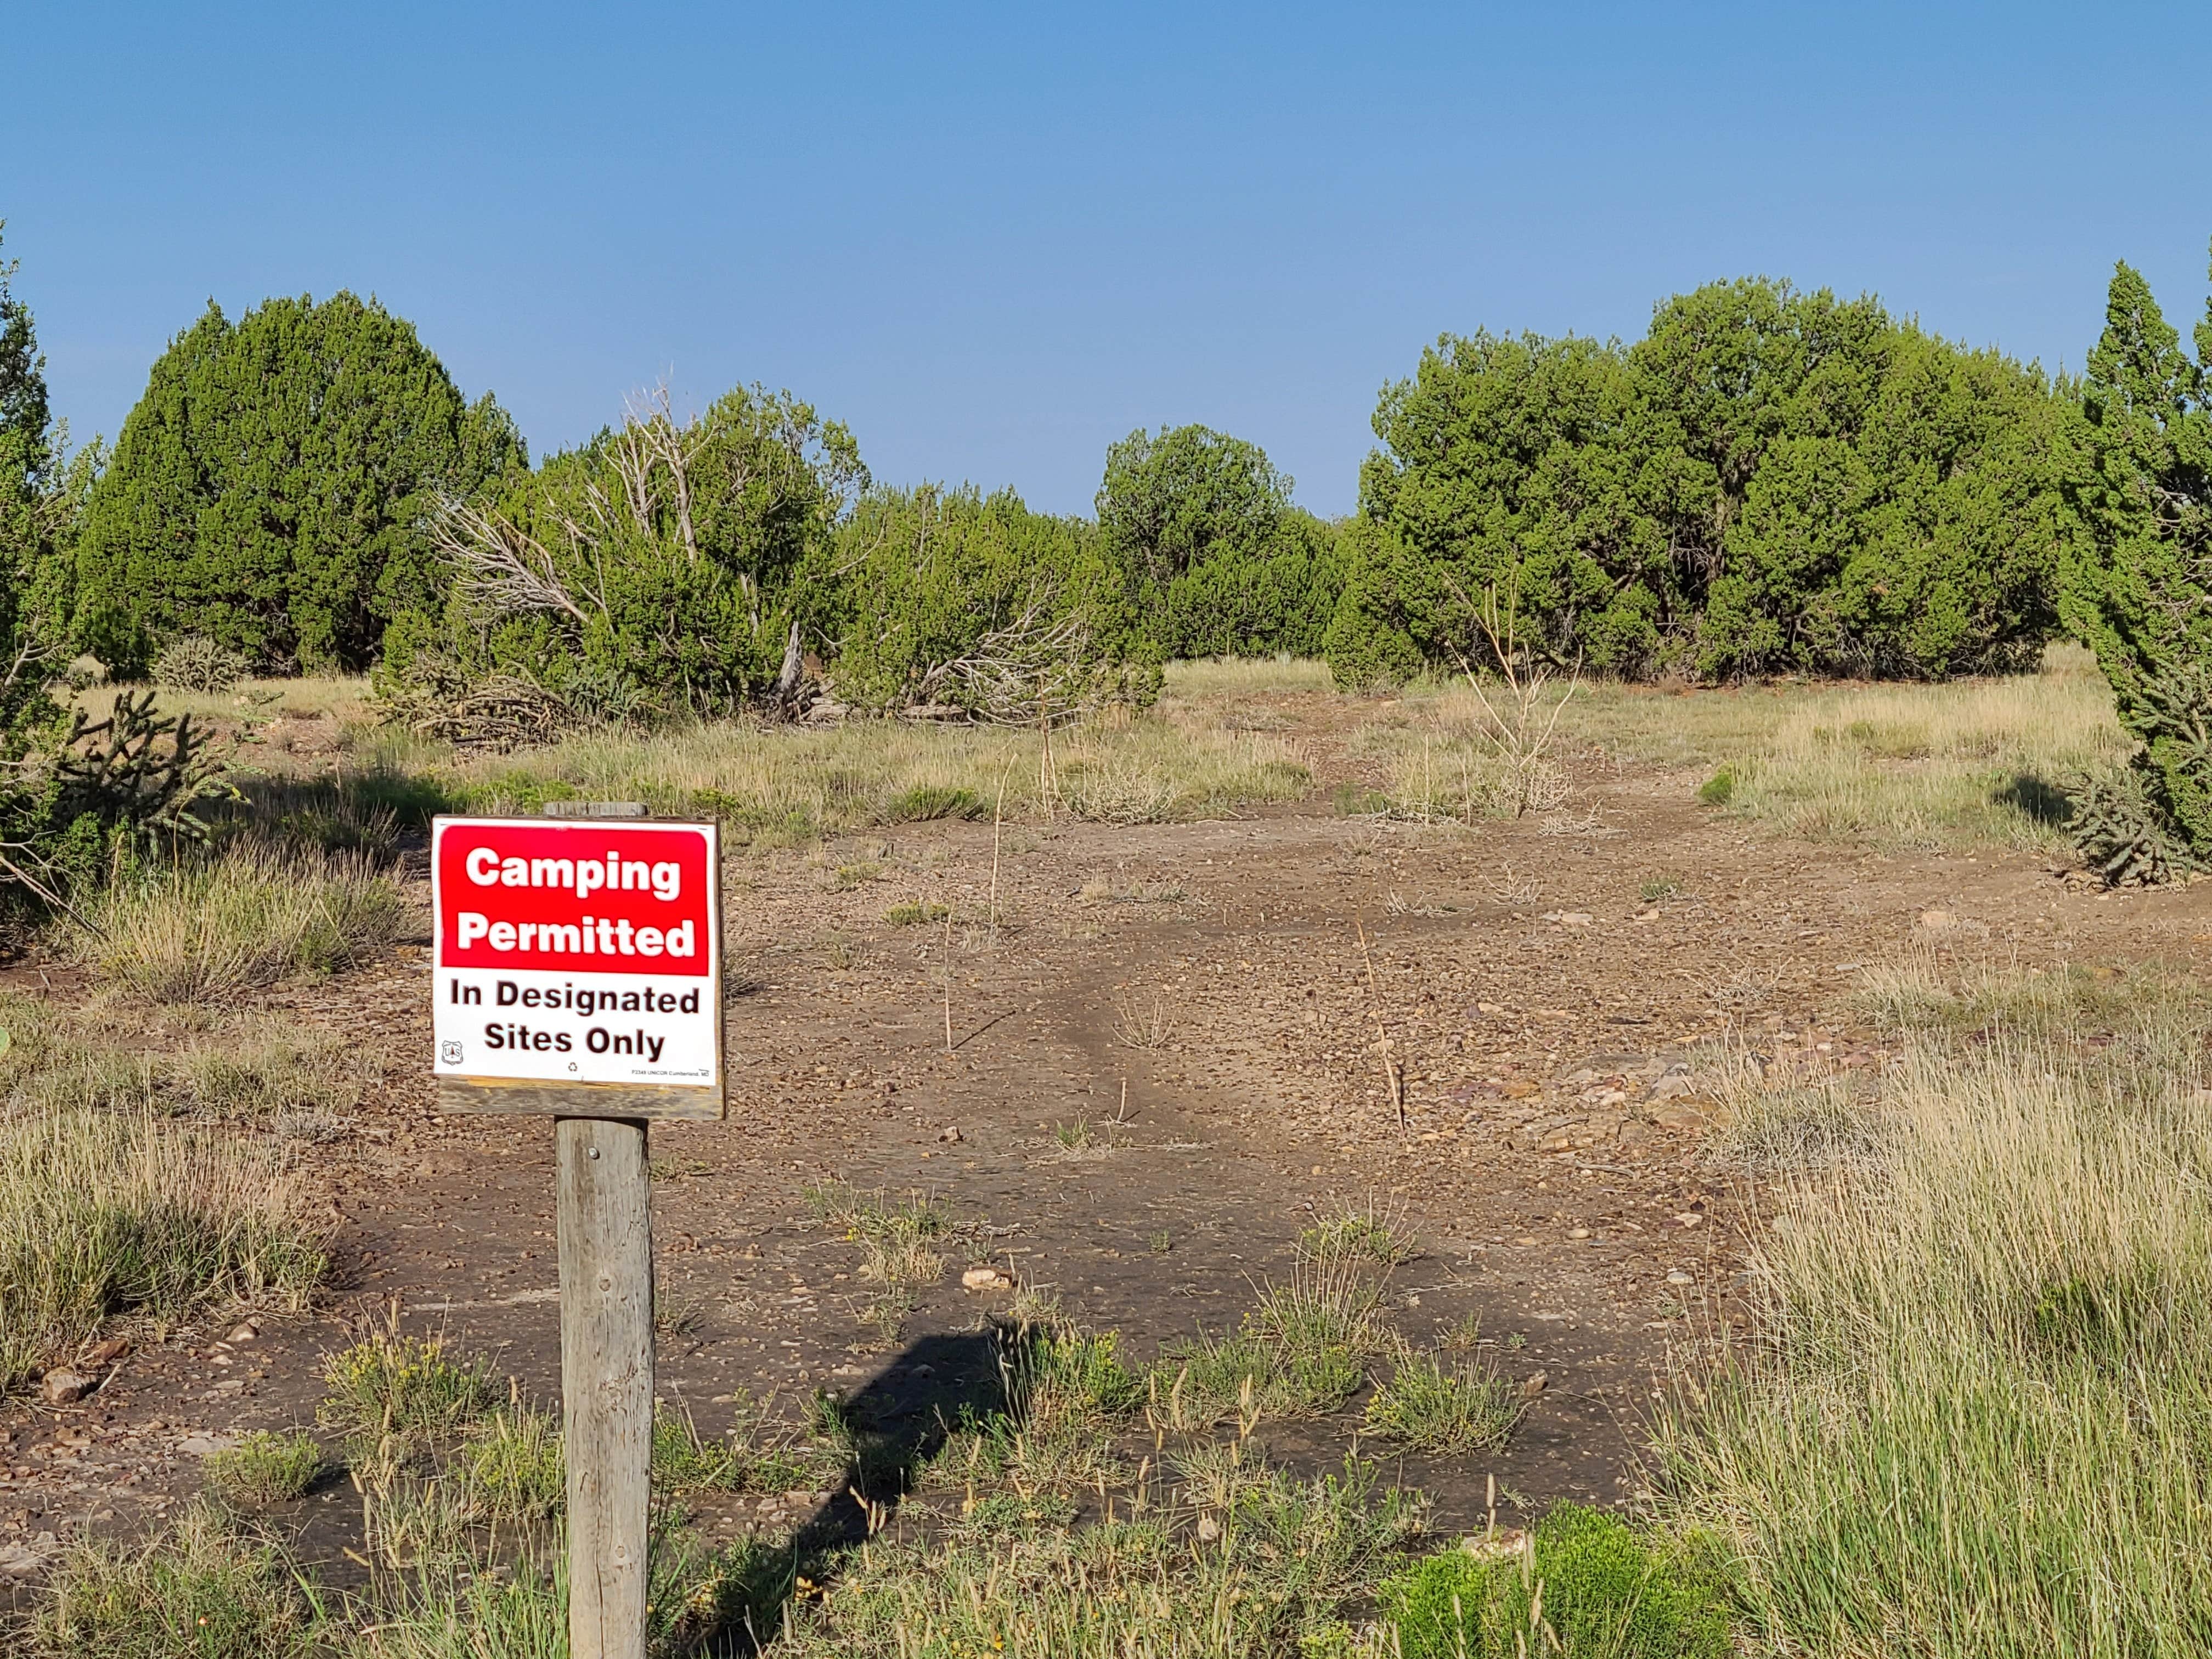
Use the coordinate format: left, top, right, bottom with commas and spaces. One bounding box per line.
40, 1368, 94, 1406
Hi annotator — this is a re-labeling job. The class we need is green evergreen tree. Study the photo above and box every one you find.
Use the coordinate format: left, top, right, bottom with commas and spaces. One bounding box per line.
1097, 424, 1342, 658
2066, 254, 2212, 848
808, 483, 1156, 717
72, 292, 522, 676
0, 221, 69, 748
1336, 278, 2085, 686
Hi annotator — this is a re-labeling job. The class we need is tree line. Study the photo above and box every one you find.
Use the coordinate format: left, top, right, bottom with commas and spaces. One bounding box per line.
1, 222, 2209, 866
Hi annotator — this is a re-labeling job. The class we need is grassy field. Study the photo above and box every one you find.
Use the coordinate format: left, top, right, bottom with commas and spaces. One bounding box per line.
1657, 958, 2212, 1657
1354, 642, 2128, 851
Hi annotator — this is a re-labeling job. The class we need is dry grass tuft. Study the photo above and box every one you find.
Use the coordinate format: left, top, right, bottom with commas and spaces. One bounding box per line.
1660, 957, 2212, 1655
438, 707, 1308, 847
0, 1105, 328, 1391
75, 843, 407, 1002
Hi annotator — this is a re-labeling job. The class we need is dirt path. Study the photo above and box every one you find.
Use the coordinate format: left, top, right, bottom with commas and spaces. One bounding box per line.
8, 746, 2211, 1582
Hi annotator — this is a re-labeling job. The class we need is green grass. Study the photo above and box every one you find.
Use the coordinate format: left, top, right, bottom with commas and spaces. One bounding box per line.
926, 1314, 1146, 1492
318, 1328, 498, 1446
807, 1182, 957, 1340
205, 1430, 326, 1506
455, 1406, 566, 1521
74, 842, 407, 1003
1300, 1198, 1418, 1269
1362, 1348, 1521, 1454
882, 899, 948, 926
0, 1104, 328, 1392
1657, 958, 2212, 1656
1156, 1262, 1387, 1426
35, 1500, 327, 1658
785, 1452, 1423, 1658
881, 783, 987, 821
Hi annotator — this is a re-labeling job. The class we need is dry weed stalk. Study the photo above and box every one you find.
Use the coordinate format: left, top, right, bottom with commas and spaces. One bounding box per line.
1353, 912, 1407, 1134
1444, 576, 1578, 817
1113, 992, 1176, 1051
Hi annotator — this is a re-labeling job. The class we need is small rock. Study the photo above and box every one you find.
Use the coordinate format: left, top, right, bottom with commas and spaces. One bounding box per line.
176, 1434, 234, 1457
1646, 1099, 1706, 1131
40, 1368, 94, 1406
1673, 1212, 1704, 1228
1567, 1227, 1590, 1240
80, 1336, 130, 1367
224, 1320, 261, 1345
1459, 1527, 1528, 1561
961, 1266, 1012, 1291
0, 1541, 47, 1577
1513, 1235, 1539, 1246
937, 1125, 963, 1143
1519, 1371, 1549, 1398
1666, 1269, 1694, 1286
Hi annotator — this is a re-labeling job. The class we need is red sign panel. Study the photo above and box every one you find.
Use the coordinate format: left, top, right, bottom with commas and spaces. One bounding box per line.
435, 820, 713, 975
431, 816, 721, 1090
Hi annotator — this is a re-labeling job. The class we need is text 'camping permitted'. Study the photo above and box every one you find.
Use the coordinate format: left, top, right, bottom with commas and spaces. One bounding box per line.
431, 817, 722, 1088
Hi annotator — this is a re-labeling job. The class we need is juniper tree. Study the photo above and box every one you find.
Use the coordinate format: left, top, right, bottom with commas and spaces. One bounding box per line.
2067, 255, 2212, 849
71, 292, 522, 676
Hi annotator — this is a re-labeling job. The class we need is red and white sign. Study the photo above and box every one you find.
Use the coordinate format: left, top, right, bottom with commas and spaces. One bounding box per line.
431, 817, 721, 1089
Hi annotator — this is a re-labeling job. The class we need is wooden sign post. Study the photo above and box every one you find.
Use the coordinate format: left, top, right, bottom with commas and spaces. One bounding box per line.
430, 812, 724, 1659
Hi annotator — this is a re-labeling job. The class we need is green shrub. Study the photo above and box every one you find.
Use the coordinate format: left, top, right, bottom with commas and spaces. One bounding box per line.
380, 384, 861, 724
1381, 1549, 1497, 1659
1339, 277, 2084, 688
811, 482, 1160, 720
1696, 769, 1734, 806
205, 1430, 324, 1506
1380, 1506, 1729, 1659
1098, 424, 1345, 660
318, 1329, 496, 1444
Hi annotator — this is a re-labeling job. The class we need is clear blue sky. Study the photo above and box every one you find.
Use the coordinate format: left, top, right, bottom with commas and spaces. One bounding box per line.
6, 2, 2209, 517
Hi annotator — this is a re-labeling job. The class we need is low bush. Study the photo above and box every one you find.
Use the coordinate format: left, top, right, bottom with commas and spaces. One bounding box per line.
318, 1328, 498, 1446
153, 635, 252, 694
1380, 1506, 1729, 1659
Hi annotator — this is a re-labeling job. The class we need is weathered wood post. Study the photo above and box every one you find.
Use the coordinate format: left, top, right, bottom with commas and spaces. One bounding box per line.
557, 1113, 653, 1647
428, 806, 724, 1659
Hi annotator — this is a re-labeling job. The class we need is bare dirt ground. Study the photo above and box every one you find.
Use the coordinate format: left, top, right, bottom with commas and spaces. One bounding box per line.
7, 684, 2208, 1589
